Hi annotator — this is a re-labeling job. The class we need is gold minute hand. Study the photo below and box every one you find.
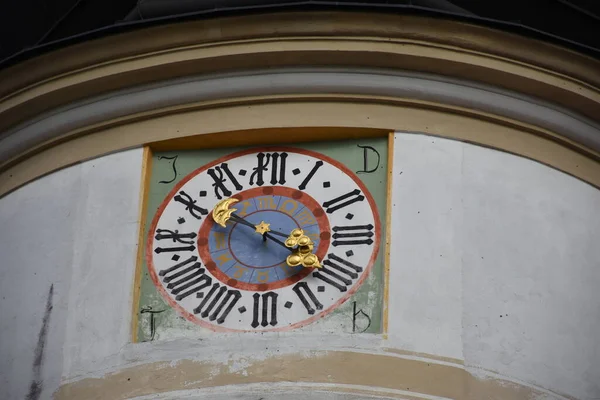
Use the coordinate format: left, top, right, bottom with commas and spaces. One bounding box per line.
211, 198, 240, 227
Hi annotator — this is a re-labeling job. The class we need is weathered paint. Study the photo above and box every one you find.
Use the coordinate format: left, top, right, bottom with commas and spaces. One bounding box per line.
0, 149, 143, 399
26, 284, 54, 400
53, 349, 553, 400
0, 163, 80, 400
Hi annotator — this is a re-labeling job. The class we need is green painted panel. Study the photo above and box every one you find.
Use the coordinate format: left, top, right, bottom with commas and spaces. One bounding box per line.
137, 137, 388, 341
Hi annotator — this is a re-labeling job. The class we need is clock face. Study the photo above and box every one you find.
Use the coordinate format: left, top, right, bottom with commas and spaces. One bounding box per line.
146, 147, 381, 331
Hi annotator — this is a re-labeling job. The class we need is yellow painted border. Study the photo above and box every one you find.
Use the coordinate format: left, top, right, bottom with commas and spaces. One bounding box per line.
131, 146, 153, 343
150, 127, 389, 151
3, 99, 600, 199
382, 132, 395, 338
54, 350, 562, 400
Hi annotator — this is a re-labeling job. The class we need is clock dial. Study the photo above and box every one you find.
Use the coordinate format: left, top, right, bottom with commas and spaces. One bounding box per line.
197, 186, 330, 292
146, 147, 380, 331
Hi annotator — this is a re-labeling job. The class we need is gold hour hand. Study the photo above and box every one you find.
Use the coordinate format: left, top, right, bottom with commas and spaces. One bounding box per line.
284, 228, 312, 248
287, 248, 322, 269
285, 228, 322, 268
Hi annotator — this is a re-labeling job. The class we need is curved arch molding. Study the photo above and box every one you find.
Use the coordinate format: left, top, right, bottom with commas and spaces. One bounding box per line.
0, 12, 599, 196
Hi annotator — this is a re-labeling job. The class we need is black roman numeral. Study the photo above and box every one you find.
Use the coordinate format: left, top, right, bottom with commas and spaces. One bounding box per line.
173, 190, 208, 220
158, 256, 211, 300
313, 253, 363, 292
154, 229, 196, 253
332, 224, 374, 246
322, 189, 365, 213
298, 160, 323, 190
249, 152, 288, 186
207, 163, 243, 199
193, 283, 242, 324
292, 282, 323, 315
251, 292, 278, 328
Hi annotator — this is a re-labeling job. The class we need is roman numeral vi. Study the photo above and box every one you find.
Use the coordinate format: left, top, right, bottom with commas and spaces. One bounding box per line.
252, 292, 278, 328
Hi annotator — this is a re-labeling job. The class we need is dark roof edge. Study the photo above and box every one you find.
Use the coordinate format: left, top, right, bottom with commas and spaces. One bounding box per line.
1, 2, 599, 71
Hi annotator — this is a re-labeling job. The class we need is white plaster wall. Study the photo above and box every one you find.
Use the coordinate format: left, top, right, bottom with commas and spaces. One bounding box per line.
2, 133, 599, 400
389, 133, 600, 399
387, 135, 464, 360
0, 148, 143, 399
61, 150, 143, 380
460, 141, 600, 399
0, 166, 80, 400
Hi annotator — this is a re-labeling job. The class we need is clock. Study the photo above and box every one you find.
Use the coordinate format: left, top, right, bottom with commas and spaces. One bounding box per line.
146, 146, 381, 332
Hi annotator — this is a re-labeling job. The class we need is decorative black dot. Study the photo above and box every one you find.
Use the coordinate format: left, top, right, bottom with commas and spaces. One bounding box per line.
177, 217, 185, 224
199, 191, 207, 197
292, 168, 301, 175
345, 250, 354, 257
284, 301, 293, 309
345, 213, 354, 220
238, 306, 247, 313
171, 254, 180, 261
317, 286, 325, 292
323, 181, 331, 188
196, 292, 204, 298
238, 169, 247, 176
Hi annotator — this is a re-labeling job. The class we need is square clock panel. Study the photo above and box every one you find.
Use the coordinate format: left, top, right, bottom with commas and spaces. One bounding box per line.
135, 138, 388, 341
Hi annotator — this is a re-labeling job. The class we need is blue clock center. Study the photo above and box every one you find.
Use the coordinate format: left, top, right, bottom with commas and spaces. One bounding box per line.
200, 191, 329, 290
228, 210, 299, 268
